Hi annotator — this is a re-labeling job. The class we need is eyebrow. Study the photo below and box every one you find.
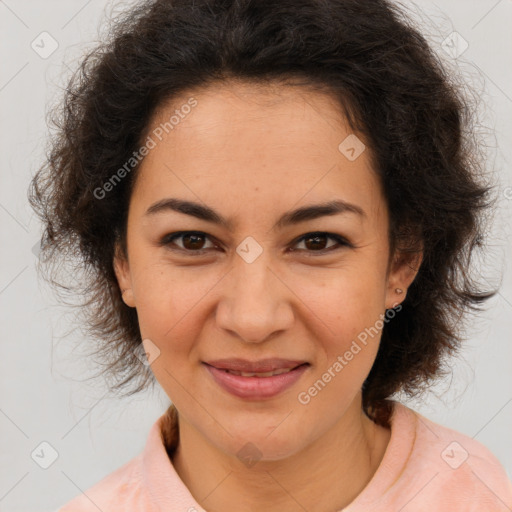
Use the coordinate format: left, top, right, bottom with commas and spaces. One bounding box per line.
144, 197, 366, 230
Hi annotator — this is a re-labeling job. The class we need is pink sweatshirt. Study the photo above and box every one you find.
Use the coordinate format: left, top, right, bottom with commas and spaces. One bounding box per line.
58, 401, 512, 511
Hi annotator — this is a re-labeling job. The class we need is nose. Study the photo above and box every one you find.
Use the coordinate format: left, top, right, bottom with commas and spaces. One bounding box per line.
215, 256, 295, 344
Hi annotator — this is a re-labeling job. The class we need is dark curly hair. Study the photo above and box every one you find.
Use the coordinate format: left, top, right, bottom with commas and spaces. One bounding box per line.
28, 0, 496, 428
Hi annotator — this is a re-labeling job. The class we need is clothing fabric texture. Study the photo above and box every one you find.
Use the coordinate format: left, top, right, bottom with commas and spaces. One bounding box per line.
58, 400, 512, 511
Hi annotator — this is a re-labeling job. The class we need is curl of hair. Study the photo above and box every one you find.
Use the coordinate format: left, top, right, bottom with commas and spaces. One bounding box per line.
28, 0, 496, 427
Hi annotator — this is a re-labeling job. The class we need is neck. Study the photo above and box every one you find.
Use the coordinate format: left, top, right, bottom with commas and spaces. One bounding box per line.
169, 396, 391, 512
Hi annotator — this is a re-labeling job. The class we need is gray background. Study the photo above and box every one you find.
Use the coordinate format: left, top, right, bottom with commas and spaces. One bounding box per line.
1, 0, 511, 510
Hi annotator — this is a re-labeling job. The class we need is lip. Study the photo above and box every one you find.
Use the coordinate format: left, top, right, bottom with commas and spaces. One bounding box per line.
204, 358, 308, 373
203, 362, 310, 400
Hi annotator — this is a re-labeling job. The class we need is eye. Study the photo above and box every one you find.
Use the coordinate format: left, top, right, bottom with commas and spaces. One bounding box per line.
160, 231, 352, 256
160, 231, 218, 253
290, 232, 352, 254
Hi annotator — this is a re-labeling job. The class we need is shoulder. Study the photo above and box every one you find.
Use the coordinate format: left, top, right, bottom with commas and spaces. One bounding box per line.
400, 403, 512, 510
56, 453, 148, 511
56, 408, 182, 511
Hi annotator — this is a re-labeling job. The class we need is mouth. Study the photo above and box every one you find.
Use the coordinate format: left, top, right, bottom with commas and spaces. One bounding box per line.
213, 366, 302, 377
203, 358, 309, 374
202, 360, 310, 400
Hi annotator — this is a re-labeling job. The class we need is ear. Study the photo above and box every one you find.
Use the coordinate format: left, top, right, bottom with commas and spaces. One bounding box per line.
113, 242, 136, 308
384, 247, 423, 309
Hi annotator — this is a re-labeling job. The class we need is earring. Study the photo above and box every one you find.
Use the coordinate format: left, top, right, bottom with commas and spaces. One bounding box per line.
395, 288, 403, 294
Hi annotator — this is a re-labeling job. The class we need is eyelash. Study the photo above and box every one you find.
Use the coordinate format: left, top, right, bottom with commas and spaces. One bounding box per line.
159, 231, 353, 256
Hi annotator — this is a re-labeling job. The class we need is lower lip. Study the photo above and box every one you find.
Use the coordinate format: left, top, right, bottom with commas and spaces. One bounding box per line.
203, 363, 309, 400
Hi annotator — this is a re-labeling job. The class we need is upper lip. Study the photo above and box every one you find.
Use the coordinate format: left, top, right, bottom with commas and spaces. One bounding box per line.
204, 358, 309, 373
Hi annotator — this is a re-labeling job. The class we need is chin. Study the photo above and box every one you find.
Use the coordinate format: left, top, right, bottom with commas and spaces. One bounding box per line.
222, 426, 307, 464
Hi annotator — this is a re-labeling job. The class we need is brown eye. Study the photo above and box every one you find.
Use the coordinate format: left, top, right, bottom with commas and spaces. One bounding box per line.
292, 232, 352, 253
160, 230, 352, 256
302, 234, 330, 251
180, 233, 207, 250
161, 231, 217, 253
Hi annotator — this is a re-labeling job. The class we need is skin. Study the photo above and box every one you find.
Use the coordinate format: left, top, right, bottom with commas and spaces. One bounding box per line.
114, 80, 422, 511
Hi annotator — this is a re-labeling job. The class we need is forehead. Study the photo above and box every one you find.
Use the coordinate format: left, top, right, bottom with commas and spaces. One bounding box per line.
131, 81, 385, 225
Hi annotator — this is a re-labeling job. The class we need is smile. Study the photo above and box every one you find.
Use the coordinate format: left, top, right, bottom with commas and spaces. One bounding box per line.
221, 367, 296, 377
203, 362, 310, 400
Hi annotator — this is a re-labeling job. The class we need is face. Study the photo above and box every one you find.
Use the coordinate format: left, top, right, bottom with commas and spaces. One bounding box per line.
114, 81, 417, 461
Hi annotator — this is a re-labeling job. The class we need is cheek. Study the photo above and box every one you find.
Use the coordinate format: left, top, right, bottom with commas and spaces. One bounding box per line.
290, 264, 388, 412
133, 251, 388, 356
293, 273, 386, 417
292, 259, 387, 348
132, 257, 212, 332
132, 263, 214, 406
131, 260, 227, 389
131, 241, 388, 382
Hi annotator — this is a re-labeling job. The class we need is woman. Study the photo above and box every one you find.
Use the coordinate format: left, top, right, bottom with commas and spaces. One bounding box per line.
29, 0, 512, 510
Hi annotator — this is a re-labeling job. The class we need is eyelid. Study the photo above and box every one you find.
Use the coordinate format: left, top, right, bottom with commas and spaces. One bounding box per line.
290, 232, 353, 253
160, 231, 353, 255
160, 231, 219, 252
